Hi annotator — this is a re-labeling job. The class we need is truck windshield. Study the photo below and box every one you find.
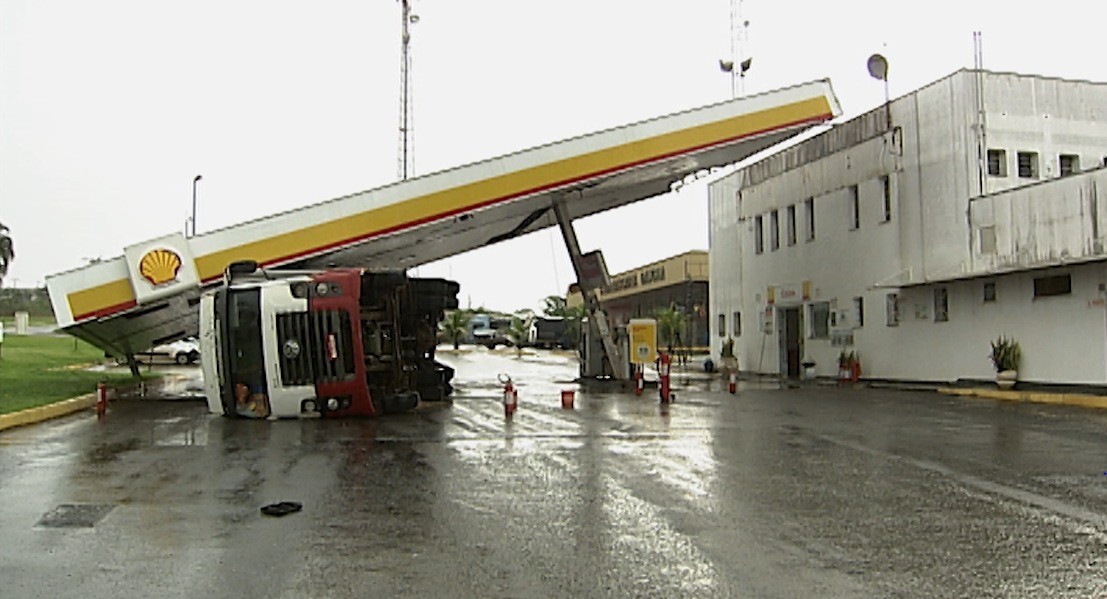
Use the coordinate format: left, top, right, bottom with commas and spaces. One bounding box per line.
226, 288, 270, 418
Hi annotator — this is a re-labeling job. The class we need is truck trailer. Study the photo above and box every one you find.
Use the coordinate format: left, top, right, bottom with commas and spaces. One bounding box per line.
200, 261, 459, 419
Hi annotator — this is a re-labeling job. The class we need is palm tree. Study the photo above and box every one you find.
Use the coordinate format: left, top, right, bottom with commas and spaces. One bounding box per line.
564, 304, 585, 348
654, 306, 684, 353
508, 316, 529, 358
543, 295, 567, 317
0, 222, 13, 288
440, 310, 470, 349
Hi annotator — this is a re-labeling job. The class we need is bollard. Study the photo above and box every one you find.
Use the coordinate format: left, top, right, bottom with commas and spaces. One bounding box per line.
728, 371, 737, 394
560, 389, 575, 410
96, 382, 108, 418
634, 365, 644, 396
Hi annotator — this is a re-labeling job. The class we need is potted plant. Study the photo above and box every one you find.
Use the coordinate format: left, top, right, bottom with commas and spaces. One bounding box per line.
989, 335, 1021, 389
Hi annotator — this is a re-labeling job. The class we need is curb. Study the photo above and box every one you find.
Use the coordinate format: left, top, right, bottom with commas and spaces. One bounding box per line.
0, 393, 99, 433
937, 387, 1107, 410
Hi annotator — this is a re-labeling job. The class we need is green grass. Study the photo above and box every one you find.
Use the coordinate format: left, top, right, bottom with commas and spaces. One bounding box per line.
0, 335, 145, 414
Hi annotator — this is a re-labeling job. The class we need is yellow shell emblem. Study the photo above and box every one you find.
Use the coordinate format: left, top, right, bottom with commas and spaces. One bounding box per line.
138, 248, 183, 286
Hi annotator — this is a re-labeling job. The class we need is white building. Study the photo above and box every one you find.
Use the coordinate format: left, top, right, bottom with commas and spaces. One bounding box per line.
708, 70, 1107, 386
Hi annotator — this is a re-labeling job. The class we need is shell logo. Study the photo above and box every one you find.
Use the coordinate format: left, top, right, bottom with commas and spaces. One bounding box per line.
138, 248, 183, 286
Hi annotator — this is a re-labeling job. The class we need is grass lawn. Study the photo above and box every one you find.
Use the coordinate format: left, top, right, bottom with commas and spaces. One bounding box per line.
0, 335, 146, 414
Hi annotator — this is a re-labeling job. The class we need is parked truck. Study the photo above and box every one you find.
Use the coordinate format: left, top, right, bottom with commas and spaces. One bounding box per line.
528, 316, 569, 349
199, 261, 459, 419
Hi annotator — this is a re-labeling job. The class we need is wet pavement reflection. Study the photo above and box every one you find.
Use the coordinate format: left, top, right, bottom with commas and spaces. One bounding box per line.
1, 348, 1106, 597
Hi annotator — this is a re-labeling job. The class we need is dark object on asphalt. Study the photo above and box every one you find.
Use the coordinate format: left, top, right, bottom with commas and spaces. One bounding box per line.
703, 359, 715, 373
260, 501, 303, 517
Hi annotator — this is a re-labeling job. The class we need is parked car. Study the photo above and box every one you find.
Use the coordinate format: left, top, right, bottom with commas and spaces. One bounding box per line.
140, 338, 201, 365
472, 328, 511, 349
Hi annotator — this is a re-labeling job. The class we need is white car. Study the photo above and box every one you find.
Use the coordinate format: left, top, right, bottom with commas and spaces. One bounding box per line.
144, 338, 201, 365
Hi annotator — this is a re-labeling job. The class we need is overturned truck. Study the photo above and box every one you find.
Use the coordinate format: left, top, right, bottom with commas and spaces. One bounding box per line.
200, 261, 459, 419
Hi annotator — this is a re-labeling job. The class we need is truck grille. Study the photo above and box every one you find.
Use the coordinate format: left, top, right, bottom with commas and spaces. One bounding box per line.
276, 310, 356, 386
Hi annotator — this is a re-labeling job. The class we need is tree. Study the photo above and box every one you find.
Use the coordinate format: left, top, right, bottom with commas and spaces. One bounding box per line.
543, 295, 567, 317
563, 304, 586, 348
440, 310, 470, 350
0, 222, 13, 288
508, 316, 529, 358
654, 305, 684, 352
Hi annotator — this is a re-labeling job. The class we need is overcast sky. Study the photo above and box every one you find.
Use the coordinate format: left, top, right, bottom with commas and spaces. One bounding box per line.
2, 1, 1105, 313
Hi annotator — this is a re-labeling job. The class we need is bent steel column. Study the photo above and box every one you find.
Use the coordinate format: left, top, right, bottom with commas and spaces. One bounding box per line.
552, 195, 625, 379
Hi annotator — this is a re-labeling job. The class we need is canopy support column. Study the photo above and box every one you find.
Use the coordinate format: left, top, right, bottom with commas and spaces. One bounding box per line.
551, 195, 625, 379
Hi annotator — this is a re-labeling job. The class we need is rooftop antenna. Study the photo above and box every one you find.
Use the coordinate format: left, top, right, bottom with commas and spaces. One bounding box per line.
867, 53, 889, 102
972, 31, 988, 196
398, 0, 419, 180
867, 52, 890, 129
718, 0, 751, 98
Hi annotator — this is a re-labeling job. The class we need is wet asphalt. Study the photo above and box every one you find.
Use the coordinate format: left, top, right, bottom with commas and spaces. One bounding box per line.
2, 349, 1107, 598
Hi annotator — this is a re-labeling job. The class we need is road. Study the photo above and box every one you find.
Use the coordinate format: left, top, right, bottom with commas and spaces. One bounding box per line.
2, 349, 1106, 598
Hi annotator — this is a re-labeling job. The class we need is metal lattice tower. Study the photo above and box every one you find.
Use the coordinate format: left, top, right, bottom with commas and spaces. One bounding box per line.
397, 0, 417, 180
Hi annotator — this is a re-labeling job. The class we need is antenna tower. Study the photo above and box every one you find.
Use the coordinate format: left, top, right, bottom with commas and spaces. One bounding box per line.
398, 0, 417, 180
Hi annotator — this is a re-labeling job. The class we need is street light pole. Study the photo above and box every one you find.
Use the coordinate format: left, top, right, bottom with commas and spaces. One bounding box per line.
191, 174, 202, 237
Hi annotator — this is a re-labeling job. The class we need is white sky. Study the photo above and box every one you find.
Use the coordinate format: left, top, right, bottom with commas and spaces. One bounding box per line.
2, 1, 1105, 313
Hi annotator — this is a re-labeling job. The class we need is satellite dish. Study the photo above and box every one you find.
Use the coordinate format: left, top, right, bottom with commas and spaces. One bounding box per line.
867, 54, 888, 81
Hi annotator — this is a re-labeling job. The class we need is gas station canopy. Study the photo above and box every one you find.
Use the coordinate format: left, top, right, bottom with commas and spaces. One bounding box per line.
46, 79, 841, 358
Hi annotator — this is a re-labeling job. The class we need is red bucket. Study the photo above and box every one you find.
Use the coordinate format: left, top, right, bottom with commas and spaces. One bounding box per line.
560, 389, 575, 409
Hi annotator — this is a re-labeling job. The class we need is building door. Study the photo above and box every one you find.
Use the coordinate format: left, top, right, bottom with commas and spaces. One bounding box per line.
779, 307, 802, 378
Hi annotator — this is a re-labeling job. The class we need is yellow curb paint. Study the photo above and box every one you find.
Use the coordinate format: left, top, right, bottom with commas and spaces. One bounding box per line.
0, 393, 98, 433
937, 387, 1107, 410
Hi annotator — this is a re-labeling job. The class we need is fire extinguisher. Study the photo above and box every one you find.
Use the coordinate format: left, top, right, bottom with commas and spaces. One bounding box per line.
499, 374, 518, 417
728, 370, 737, 394
658, 351, 672, 404
96, 382, 108, 418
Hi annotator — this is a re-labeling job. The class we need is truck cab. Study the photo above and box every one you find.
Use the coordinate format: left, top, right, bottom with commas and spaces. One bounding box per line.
200, 262, 458, 418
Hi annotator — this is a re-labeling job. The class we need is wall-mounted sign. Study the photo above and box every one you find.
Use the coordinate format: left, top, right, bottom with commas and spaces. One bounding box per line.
767, 281, 810, 305
123, 233, 200, 305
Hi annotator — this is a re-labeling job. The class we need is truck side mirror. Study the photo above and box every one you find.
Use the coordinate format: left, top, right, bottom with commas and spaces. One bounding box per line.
225, 260, 260, 282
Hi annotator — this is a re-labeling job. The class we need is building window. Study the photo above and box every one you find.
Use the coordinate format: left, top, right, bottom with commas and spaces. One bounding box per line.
718, 313, 726, 337
854, 296, 864, 327
1017, 151, 1039, 178
754, 215, 764, 254
786, 205, 797, 246
983, 282, 996, 302
808, 302, 830, 339
886, 293, 900, 326
732, 311, 741, 336
769, 210, 780, 251
1033, 274, 1071, 298
1059, 154, 1079, 176
987, 149, 1007, 177
933, 287, 949, 322
849, 185, 860, 230
804, 197, 815, 241
881, 176, 892, 222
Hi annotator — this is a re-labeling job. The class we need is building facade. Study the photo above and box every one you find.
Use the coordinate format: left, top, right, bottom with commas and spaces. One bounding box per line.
569, 250, 709, 348
709, 70, 1107, 385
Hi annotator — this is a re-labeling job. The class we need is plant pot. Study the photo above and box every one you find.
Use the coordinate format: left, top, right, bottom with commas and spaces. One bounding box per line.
996, 370, 1017, 389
